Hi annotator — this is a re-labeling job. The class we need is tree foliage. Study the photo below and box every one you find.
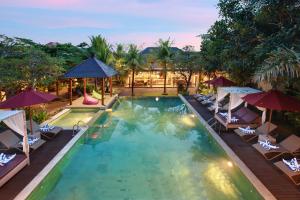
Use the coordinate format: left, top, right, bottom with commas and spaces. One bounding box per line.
200, 0, 300, 87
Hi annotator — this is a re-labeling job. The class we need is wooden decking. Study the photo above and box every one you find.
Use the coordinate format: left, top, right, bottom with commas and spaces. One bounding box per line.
67, 94, 117, 109
184, 96, 300, 200
0, 130, 76, 200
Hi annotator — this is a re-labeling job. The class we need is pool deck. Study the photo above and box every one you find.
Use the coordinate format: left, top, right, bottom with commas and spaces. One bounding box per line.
183, 95, 300, 200
0, 130, 76, 200
67, 94, 118, 109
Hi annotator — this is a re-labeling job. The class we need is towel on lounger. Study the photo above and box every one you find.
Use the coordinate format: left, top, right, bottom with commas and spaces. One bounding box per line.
258, 140, 279, 150
19, 135, 39, 146
0, 153, 16, 166
238, 126, 255, 134
283, 158, 300, 172
40, 124, 54, 132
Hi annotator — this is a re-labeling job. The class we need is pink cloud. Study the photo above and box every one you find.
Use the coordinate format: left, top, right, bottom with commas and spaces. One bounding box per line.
2, 0, 218, 27
107, 32, 202, 50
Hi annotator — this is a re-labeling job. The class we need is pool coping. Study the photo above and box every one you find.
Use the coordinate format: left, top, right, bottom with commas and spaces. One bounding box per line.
14, 127, 88, 200
179, 94, 276, 200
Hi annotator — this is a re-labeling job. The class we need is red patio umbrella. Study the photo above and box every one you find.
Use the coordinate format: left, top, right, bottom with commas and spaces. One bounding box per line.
204, 76, 235, 87
0, 88, 57, 134
242, 90, 300, 132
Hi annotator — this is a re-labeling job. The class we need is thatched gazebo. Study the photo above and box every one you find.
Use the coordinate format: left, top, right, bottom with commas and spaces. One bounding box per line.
64, 56, 117, 105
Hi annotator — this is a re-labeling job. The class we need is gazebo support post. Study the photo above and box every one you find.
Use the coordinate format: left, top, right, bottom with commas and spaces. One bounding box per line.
94, 79, 97, 91
56, 80, 59, 96
102, 78, 105, 105
83, 78, 87, 96
69, 78, 72, 105
110, 77, 112, 97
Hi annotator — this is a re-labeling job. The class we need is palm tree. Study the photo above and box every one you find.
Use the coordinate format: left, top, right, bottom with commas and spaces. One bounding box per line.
89, 35, 113, 64
125, 44, 144, 96
113, 44, 127, 84
156, 38, 173, 95
253, 47, 300, 86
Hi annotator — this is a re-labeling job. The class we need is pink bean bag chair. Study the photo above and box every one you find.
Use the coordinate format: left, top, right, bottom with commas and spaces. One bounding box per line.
83, 94, 99, 105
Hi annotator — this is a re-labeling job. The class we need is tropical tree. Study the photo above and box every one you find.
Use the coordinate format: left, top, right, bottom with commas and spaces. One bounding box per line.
125, 44, 144, 96
113, 44, 127, 84
0, 48, 63, 97
174, 46, 202, 92
156, 38, 174, 95
254, 47, 300, 86
89, 35, 113, 64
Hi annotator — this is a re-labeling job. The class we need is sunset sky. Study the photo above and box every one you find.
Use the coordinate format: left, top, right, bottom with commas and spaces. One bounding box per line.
0, 0, 219, 50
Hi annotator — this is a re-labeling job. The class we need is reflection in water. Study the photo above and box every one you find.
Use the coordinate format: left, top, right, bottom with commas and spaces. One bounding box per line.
205, 163, 240, 199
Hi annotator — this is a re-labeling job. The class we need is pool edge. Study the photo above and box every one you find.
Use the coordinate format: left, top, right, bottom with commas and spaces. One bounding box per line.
179, 94, 276, 200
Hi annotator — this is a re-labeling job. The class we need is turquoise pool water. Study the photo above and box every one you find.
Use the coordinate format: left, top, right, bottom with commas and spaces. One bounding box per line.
29, 97, 262, 200
49, 108, 99, 127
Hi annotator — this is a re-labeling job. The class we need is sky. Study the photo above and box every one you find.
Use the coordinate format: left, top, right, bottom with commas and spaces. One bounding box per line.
0, 0, 219, 50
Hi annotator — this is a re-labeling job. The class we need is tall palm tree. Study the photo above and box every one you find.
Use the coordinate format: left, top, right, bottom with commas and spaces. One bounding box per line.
253, 47, 300, 86
113, 44, 127, 84
89, 35, 113, 64
156, 38, 173, 95
125, 44, 144, 96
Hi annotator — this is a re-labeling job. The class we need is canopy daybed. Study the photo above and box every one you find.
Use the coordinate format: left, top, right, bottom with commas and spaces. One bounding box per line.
0, 110, 29, 187
214, 87, 263, 130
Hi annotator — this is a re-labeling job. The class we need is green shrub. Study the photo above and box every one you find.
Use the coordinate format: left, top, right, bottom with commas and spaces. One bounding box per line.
32, 110, 48, 124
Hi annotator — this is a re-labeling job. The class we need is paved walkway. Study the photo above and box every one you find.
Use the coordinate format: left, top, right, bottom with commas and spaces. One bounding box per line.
184, 96, 300, 200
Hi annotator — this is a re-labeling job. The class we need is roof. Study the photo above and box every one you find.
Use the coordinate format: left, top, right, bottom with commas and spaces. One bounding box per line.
219, 87, 261, 94
0, 110, 23, 121
64, 57, 117, 78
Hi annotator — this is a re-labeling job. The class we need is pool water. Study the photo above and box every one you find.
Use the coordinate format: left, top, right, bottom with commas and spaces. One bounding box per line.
49, 108, 99, 127
29, 97, 262, 200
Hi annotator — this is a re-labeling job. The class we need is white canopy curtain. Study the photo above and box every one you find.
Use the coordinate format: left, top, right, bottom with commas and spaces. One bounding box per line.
0, 110, 30, 162
215, 87, 261, 122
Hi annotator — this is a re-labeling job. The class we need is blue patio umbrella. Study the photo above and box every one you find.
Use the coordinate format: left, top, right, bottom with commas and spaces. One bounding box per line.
64, 57, 117, 105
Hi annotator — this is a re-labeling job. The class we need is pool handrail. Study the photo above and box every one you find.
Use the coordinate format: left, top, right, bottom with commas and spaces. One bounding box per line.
72, 120, 89, 136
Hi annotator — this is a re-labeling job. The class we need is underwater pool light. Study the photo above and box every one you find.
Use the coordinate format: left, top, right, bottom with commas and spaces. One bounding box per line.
227, 161, 233, 168
155, 97, 159, 101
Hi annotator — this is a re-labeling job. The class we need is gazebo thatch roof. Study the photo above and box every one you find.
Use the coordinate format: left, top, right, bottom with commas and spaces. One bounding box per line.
64, 57, 117, 78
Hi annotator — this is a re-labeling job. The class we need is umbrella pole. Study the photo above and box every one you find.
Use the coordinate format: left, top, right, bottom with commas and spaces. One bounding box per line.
102, 78, 105, 105
110, 77, 112, 97
267, 109, 273, 133
29, 106, 33, 135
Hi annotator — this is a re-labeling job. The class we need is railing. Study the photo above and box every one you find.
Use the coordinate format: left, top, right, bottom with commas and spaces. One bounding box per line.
72, 120, 89, 136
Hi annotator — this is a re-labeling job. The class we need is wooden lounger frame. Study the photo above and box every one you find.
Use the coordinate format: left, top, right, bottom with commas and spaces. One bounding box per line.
215, 113, 260, 130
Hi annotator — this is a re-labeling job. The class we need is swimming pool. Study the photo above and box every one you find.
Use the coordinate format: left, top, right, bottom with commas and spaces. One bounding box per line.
49, 108, 100, 128
28, 97, 262, 200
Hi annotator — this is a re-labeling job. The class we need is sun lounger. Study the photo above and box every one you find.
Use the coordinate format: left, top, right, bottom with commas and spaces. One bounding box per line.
27, 120, 62, 139
215, 107, 260, 129
208, 103, 228, 112
0, 129, 45, 151
252, 134, 300, 160
234, 122, 277, 142
0, 153, 28, 187
274, 158, 300, 185
201, 95, 216, 105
